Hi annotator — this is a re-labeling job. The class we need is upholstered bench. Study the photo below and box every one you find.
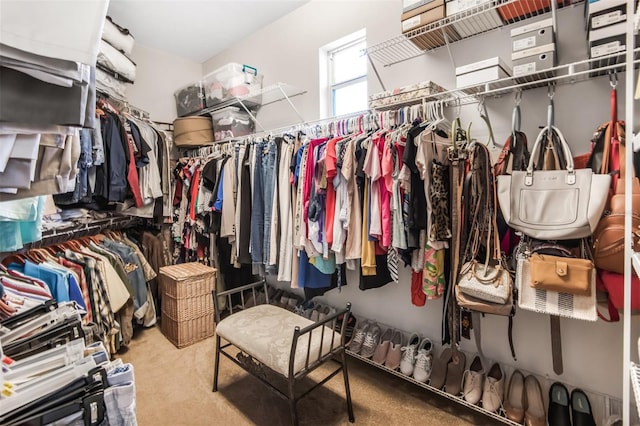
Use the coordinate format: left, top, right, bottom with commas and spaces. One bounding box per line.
211, 281, 354, 426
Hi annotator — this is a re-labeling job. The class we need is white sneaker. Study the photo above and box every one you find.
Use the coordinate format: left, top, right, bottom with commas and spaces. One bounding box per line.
399, 333, 420, 376
412, 338, 433, 383
462, 355, 484, 404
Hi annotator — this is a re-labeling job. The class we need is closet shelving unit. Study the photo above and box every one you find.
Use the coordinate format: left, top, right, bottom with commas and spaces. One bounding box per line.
189, 82, 307, 132
351, 1, 640, 424
366, 0, 583, 68
369, 49, 640, 112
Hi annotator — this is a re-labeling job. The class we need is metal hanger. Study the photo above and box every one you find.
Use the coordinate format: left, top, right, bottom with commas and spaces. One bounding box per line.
478, 96, 500, 149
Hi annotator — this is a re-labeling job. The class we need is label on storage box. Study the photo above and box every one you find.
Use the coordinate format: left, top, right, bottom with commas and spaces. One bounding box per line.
513, 62, 536, 77
591, 41, 625, 58
402, 15, 422, 32
592, 11, 626, 29
513, 36, 536, 51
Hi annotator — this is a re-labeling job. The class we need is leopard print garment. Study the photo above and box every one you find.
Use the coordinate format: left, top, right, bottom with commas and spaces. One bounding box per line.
430, 160, 452, 241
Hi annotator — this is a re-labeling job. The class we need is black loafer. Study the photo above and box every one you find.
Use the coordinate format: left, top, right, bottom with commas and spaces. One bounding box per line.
548, 382, 571, 426
572, 388, 596, 426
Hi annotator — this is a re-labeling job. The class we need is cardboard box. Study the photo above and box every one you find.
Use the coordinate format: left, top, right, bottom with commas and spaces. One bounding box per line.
456, 57, 511, 88
402, 4, 446, 32
498, 0, 565, 22
587, 0, 627, 31
511, 18, 554, 52
512, 43, 556, 77
589, 21, 626, 57
402, 0, 443, 19
446, 0, 503, 37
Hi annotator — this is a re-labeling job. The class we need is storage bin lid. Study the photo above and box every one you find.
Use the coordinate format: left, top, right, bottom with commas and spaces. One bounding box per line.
159, 262, 216, 280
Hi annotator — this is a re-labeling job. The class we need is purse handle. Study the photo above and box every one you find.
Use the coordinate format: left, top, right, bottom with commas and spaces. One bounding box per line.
526, 125, 576, 185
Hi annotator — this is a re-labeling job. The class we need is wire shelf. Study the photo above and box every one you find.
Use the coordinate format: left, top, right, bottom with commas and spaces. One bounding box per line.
367, 49, 638, 110
366, 0, 583, 67
188, 83, 307, 117
346, 350, 521, 425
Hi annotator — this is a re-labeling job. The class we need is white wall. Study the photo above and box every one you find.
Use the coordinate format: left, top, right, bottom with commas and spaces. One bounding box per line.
125, 0, 635, 414
127, 44, 202, 123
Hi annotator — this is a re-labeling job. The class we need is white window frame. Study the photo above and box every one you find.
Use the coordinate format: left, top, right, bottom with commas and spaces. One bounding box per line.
328, 37, 367, 117
319, 29, 367, 119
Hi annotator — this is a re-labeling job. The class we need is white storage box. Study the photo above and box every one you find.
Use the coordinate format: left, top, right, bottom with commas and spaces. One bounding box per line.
446, 0, 503, 37
586, 0, 627, 31
456, 57, 511, 88
510, 18, 554, 52
589, 21, 627, 58
210, 107, 255, 141
512, 43, 556, 78
203, 63, 263, 107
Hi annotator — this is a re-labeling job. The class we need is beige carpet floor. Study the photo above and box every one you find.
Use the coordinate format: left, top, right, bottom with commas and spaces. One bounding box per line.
120, 325, 502, 426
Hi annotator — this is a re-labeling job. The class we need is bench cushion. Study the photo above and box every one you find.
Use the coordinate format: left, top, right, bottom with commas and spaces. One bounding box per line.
215, 304, 341, 377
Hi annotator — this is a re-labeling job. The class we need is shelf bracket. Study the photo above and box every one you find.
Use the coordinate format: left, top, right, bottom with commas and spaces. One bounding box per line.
276, 83, 306, 125
442, 27, 456, 72
367, 52, 387, 92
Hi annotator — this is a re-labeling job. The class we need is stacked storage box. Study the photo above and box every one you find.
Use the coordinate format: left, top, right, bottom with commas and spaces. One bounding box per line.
96, 16, 136, 99
159, 262, 217, 348
445, 0, 503, 37
203, 63, 263, 107
210, 107, 255, 141
586, 0, 632, 61
401, 0, 460, 49
174, 62, 263, 118
456, 57, 512, 89
510, 18, 557, 81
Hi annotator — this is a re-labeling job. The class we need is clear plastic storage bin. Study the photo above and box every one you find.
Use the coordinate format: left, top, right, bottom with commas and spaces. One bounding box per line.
210, 106, 255, 141
203, 63, 263, 107
174, 81, 206, 117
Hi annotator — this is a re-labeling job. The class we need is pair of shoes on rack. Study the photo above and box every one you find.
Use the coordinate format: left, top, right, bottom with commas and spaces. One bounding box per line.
503, 370, 545, 424
431, 346, 467, 396
333, 312, 357, 347
348, 320, 381, 358
371, 328, 405, 370
461, 359, 508, 414
309, 303, 336, 322
548, 382, 596, 426
398, 333, 433, 383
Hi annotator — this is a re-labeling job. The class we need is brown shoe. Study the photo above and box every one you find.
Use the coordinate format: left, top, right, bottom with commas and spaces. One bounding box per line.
445, 350, 466, 396
430, 346, 452, 390
524, 375, 546, 426
504, 370, 525, 423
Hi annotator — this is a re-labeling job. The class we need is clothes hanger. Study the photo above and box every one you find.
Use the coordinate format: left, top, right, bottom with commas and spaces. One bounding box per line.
477, 97, 500, 150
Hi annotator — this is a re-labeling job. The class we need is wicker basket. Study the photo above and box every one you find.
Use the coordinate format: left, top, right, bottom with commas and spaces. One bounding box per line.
159, 262, 216, 348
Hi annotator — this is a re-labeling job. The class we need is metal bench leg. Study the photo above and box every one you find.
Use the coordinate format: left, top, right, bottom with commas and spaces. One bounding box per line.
340, 349, 355, 423
288, 375, 299, 426
212, 335, 221, 392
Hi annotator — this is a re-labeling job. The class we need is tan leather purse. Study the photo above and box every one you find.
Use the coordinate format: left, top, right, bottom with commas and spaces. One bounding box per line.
529, 253, 593, 296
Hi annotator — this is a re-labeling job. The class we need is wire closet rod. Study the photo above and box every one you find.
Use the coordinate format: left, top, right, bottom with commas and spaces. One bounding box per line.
208, 109, 376, 146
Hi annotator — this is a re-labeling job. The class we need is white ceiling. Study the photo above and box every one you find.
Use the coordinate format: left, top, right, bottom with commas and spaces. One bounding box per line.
107, 0, 310, 63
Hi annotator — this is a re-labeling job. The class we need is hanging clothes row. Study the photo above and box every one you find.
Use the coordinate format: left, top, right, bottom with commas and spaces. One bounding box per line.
0, 229, 170, 357
170, 102, 456, 304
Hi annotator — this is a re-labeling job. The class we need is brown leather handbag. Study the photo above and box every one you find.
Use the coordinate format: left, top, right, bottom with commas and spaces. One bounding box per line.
592, 176, 640, 273
529, 253, 593, 296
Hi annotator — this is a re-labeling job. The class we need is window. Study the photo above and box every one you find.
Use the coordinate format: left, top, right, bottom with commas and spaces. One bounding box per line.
320, 31, 367, 117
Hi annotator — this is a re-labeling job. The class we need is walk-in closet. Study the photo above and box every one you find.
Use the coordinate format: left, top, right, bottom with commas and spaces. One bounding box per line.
0, 0, 639, 425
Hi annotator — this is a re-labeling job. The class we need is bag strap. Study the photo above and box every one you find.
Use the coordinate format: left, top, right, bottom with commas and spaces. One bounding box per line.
528, 126, 574, 173
550, 315, 563, 375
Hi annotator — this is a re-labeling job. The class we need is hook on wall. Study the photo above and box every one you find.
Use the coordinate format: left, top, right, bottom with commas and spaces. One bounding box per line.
609, 70, 618, 88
